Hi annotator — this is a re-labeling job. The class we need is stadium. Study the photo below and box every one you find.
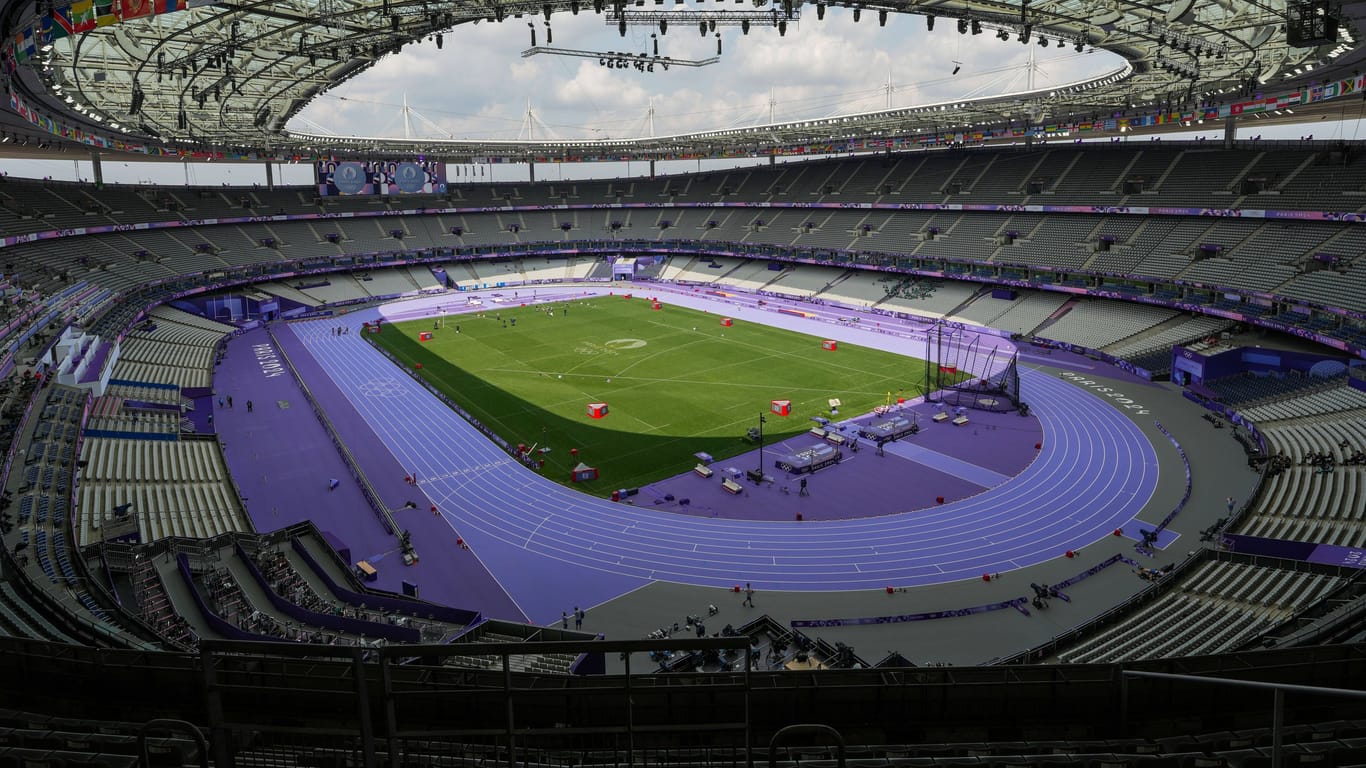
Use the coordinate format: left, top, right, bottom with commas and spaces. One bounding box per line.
2, 0, 1366, 764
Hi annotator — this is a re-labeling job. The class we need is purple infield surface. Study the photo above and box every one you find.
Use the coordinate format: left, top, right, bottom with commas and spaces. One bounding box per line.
213, 286, 1160, 624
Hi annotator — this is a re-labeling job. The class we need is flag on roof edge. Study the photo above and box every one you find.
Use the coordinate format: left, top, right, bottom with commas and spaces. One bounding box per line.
71, 0, 97, 32
95, 0, 118, 26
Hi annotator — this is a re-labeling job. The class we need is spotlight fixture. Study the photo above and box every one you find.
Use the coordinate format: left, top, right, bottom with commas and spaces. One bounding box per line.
971, 19, 981, 34
741, 18, 750, 33
816, 2, 824, 19
926, 14, 934, 30
951, 60, 961, 74
659, 17, 667, 33
957, 18, 967, 33
878, 8, 886, 26
852, 6, 860, 22
1156, 55, 1200, 80
778, 18, 786, 34
1020, 24, 1030, 43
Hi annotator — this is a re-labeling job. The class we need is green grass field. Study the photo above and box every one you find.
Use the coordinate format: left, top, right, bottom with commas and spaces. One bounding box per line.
370, 297, 934, 495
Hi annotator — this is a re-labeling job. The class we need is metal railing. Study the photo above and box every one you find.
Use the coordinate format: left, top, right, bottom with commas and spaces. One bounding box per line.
200, 636, 755, 768
1121, 670, 1366, 768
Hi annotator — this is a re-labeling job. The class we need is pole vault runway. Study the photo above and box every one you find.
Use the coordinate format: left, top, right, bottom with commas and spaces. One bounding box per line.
280, 296, 1160, 613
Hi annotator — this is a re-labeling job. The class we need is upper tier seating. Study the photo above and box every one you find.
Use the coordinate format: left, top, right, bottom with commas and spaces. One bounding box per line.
1, 190, 1363, 323
1055, 559, 1343, 664
109, 308, 234, 390
1036, 299, 1178, 350
76, 438, 251, 544
1237, 386, 1366, 423
1204, 371, 1343, 407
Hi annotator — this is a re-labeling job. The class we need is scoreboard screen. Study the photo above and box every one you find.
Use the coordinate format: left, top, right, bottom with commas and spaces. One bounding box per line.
316, 160, 379, 196
316, 159, 448, 196
381, 160, 448, 195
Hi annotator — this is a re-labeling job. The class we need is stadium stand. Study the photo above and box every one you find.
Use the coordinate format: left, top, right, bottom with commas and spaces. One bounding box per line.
818, 270, 900, 309
1203, 371, 1345, 407
1241, 467, 1366, 546
879, 280, 981, 319
76, 437, 251, 544
4, 144, 1366, 765
1104, 315, 1233, 361
1236, 386, 1366, 423
1055, 557, 1345, 664
973, 291, 1072, 335
110, 308, 234, 390
757, 266, 830, 299
1034, 299, 1179, 349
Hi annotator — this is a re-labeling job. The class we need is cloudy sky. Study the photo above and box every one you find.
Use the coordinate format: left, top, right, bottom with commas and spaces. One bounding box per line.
292, 7, 1120, 141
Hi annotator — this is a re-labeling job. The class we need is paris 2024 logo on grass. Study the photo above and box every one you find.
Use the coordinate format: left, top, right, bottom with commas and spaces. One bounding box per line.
575, 339, 646, 355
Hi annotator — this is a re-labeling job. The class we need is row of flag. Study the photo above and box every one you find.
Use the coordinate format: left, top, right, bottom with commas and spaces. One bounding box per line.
10, 0, 218, 62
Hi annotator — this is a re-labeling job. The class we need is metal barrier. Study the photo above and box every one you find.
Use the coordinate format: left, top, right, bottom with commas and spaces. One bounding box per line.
768, 724, 845, 768
136, 718, 210, 768
1121, 669, 1366, 768
199, 635, 755, 768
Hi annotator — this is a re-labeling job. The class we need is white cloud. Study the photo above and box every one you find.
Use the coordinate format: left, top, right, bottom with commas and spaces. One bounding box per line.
291, 6, 1122, 141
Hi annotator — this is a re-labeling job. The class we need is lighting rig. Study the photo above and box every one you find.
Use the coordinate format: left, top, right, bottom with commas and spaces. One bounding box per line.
606, 8, 798, 36
507, 0, 793, 68
939, 10, 1080, 50
1146, 20, 1228, 59
522, 45, 720, 68
1154, 55, 1201, 81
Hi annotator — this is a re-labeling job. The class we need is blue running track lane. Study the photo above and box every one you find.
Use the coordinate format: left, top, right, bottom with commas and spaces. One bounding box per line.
285, 308, 1159, 622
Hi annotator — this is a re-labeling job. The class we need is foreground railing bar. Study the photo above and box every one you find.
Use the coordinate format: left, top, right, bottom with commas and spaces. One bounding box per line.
1121, 669, 1366, 768
387, 724, 749, 739
202, 637, 752, 658
1120, 669, 1366, 699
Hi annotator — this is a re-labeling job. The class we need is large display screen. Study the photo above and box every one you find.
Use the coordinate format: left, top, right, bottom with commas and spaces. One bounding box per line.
316, 159, 447, 196
382, 160, 448, 195
317, 160, 378, 196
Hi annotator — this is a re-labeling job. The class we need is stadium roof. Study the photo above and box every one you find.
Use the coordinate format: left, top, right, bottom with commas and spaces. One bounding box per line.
1, 0, 1365, 162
